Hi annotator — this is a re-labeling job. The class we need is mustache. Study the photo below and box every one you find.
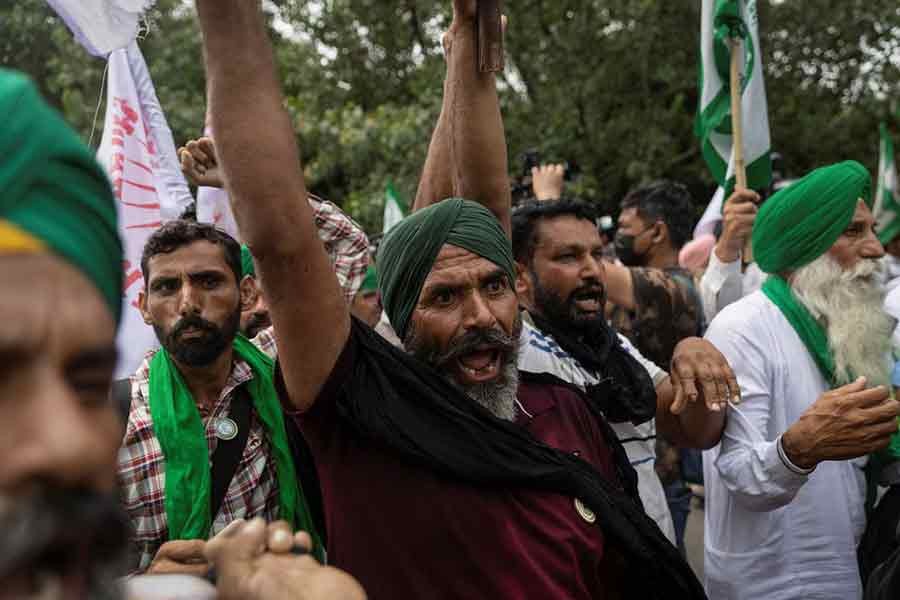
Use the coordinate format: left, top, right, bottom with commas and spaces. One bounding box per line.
432, 326, 518, 367
171, 314, 218, 339
0, 488, 130, 579
843, 258, 883, 281
570, 282, 605, 301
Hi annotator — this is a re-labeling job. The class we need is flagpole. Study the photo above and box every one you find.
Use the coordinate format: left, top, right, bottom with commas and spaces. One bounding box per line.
729, 35, 753, 261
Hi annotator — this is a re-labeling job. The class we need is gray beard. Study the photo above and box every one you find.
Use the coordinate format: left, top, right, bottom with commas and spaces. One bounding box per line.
404, 321, 522, 422
791, 254, 894, 387
453, 354, 520, 422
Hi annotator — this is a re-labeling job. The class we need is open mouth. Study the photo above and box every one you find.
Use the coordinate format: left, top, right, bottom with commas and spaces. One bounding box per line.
455, 347, 503, 383
573, 291, 603, 313
178, 326, 209, 339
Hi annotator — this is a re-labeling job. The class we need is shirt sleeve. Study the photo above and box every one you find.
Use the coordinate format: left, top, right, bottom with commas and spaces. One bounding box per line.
625, 268, 703, 367
705, 313, 810, 512
699, 249, 743, 323
308, 194, 370, 303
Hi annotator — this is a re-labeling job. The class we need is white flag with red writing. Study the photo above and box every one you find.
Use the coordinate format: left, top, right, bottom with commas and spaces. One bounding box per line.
97, 41, 193, 378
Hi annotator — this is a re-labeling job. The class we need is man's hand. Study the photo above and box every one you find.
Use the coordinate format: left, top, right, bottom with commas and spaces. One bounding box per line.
147, 540, 209, 578
782, 377, 900, 470
715, 189, 760, 263
669, 337, 739, 414
206, 519, 366, 600
179, 137, 224, 188
532, 164, 566, 201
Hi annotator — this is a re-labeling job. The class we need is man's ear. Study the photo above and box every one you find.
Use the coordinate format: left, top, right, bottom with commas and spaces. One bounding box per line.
652, 222, 670, 247
138, 289, 152, 325
515, 261, 532, 297
240, 275, 260, 312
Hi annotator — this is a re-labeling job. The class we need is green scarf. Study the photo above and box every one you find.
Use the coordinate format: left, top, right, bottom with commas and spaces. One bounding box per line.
241, 245, 256, 278
762, 275, 837, 386
377, 198, 516, 340
148, 335, 321, 554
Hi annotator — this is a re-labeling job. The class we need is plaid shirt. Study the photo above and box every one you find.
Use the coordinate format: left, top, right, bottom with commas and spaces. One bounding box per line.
309, 194, 370, 302
118, 198, 367, 571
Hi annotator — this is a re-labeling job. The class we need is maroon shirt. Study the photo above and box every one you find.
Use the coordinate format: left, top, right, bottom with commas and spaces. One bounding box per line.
292, 337, 624, 599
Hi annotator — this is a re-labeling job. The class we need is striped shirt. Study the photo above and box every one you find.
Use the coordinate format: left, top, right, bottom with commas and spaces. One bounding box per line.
517, 321, 676, 542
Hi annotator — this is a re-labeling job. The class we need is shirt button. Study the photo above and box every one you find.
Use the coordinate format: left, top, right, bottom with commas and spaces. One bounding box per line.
575, 498, 596, 524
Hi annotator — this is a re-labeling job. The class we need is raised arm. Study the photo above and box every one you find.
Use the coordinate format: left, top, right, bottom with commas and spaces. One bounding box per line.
196, 0, 350, 411
414, 1, 511, 234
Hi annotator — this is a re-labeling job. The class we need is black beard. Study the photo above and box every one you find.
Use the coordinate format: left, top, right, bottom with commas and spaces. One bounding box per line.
531, 271, 608, 339
155, 308, 240, 367
0, 487, 130, 599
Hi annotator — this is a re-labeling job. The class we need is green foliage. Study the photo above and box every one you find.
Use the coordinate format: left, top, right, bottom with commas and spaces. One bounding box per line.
3, 0, 898, 234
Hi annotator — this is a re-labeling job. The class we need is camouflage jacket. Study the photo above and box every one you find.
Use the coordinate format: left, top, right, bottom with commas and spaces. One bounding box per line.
610, 267, 705, 372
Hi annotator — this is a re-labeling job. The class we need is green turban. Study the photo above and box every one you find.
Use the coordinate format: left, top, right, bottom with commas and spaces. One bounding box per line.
753, 160, 873, 274
0, 69, 122, 322
360, 265, 378, 293
241, 244, 255, 277
377, 198, 515, 341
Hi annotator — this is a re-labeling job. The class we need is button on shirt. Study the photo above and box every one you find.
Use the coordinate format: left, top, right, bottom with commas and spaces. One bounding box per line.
703, 291, 867, 600
517, 322, 675, 543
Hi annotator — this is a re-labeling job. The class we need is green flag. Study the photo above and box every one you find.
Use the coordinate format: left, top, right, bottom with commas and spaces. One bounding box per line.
696, 0, 772, 194
875, 123, 900, 245
383, 182, 408, 234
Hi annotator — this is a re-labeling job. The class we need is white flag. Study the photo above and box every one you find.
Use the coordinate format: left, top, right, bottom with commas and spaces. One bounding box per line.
45, 0, 156, 57
97, 41, 193, 378
383, 182, 407, 234
694, 187, 726, 238
696, 0, 772, 193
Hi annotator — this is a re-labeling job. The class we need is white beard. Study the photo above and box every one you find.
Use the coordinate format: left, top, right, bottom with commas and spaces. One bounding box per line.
791, 254, 894, 387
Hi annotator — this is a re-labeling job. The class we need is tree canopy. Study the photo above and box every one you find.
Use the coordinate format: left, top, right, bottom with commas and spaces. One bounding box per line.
3, 0, 898, 233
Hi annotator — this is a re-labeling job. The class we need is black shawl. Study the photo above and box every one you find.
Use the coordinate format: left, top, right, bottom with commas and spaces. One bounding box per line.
529, 311, 658, 425
331, 319, 706, 600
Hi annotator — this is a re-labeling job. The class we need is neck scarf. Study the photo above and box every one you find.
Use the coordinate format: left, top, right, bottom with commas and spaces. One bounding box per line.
762, 275, 837, 385
148, 335, 321, 552
337, 319, 706, 599
529, 311, 657, 425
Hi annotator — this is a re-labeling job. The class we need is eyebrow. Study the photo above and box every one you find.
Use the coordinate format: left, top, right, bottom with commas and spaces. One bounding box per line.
480, 268, 509, 284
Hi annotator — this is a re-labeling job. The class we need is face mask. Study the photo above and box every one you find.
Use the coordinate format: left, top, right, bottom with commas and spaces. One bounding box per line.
614, 225, 656, 267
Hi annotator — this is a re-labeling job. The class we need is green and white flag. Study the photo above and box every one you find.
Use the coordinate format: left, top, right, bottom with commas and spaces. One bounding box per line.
696, 0, 772, 194
383, 182, 408, 234
875, 123, 900, 245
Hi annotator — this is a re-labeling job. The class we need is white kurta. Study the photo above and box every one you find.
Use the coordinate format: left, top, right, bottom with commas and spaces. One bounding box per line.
517, 322, 676, 543
703, 291, 867, 600
698, 249, 765, 324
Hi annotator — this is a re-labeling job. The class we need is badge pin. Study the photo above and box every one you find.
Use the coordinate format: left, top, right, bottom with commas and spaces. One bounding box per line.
575, 498, 596, 524
214, 417, 239, 441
